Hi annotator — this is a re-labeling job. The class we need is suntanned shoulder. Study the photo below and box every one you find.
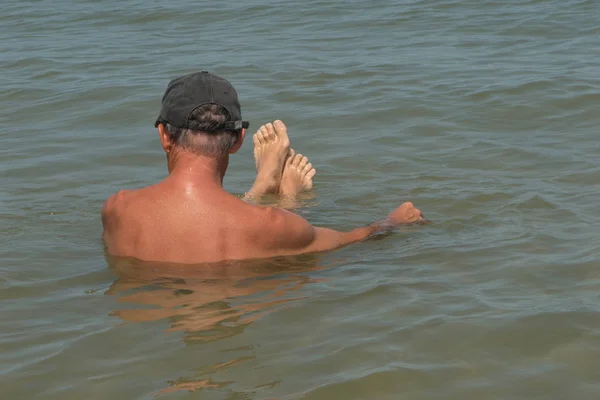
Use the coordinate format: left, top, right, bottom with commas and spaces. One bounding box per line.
253, 205, 363, 256
253, 206, 316, 253
101, 190, 130, 228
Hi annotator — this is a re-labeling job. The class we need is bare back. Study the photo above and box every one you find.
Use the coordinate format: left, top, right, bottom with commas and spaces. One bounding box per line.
102, 177, 423, 264
102, 181, 276, 264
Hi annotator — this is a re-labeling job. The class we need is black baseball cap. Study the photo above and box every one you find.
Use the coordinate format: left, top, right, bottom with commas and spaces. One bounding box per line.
154, 71, 249, 131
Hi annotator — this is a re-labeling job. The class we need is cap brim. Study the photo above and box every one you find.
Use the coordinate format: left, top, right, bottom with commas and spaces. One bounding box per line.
153, 119, 248, 131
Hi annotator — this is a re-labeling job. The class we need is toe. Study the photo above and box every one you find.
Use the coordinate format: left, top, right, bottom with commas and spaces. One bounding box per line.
253, 133, 259, 146
303, 171, 314, 190
273, 120, 290, 146
265, 123, 276, 142
293, 154, 303, 167
260, 123, 270, 135
303, 162, 313, 174
298, 156, 309, 170
307, 168, 316, 179
286, 149, 296, 164
257, 126, 267, 144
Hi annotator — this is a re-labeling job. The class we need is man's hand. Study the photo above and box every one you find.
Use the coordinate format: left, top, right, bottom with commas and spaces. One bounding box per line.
387, 202, 425, 225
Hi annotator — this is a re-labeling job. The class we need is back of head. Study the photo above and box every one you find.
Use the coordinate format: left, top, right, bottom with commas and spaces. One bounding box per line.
155, 71, 249, 157
164, 104, 240, 157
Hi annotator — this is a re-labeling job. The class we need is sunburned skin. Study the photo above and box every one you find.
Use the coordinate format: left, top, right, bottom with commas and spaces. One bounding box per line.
101, 120, 424, 264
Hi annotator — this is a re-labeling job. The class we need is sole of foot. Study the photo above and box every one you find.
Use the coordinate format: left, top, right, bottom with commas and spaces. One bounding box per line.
280, 150, 316, 196
251, 120, 291, 195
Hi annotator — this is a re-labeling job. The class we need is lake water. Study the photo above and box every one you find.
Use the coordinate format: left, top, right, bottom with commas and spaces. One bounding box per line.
2, 0, 600, 398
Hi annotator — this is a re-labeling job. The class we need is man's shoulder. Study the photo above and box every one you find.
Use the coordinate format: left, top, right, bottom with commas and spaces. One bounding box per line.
247, 205, 315, 251
244, 204, 291, 229
101, 188, 148, 227
102, 189, 131, 213
103, 183, 159, 209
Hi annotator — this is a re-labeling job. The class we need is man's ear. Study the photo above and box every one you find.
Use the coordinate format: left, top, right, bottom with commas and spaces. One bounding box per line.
158, 124, 173, 154
229, 128, 246, 154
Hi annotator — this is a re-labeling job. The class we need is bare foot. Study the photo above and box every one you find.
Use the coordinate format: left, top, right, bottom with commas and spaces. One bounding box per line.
246, 120, 290, 198
280, 150, 316, 196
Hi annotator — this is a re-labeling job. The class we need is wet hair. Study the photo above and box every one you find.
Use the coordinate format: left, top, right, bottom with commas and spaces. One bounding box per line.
164, 104, 241, 156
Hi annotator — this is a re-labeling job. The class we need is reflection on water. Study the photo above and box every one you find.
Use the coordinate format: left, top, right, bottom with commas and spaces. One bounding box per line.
105, 253, 329, 395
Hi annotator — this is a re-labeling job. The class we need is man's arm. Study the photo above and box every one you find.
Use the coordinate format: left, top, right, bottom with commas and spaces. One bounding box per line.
264, 202, 425, 256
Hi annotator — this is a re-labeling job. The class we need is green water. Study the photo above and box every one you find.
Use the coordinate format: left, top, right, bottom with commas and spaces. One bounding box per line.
2, 0, 600, 398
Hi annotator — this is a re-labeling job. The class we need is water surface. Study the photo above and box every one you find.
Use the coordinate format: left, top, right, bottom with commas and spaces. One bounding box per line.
1, 0, 600, 398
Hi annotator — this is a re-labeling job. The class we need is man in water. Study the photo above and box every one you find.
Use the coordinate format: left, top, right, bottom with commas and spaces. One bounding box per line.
101, 71, 425, 264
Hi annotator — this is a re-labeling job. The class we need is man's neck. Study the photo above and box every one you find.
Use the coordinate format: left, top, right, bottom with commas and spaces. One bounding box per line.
167, 149, 229, 187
